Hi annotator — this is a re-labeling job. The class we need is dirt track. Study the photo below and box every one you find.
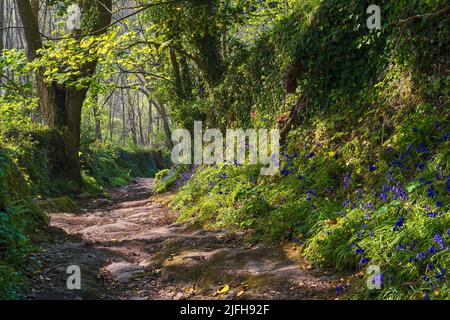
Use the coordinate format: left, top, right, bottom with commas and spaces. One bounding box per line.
27, 178, 338, 300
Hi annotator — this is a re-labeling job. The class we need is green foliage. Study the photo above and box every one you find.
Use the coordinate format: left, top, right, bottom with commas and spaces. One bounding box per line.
81, 141, 160, 194
0, 50, 38, 134
153, 165, 192, 194
0, 150, 48, 299
166, 0, 450, 300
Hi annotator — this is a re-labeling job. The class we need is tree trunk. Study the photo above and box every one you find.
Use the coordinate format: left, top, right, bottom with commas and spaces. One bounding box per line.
180, 54, 193, 99
0, 0, 4, 93
137, 99, 144, 146
92, 94, 102, 141
0, 0, 4, 53
194, 32, 225, 87
16, 0, 112, 193
191, 0, 225, 88
169, 47, 184, 99
147, 100, 153, 147
65, 87, 88, 188
154, 102, 173, 149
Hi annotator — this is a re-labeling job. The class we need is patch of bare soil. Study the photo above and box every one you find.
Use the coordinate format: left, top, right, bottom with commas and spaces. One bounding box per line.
26, 178, 339, 300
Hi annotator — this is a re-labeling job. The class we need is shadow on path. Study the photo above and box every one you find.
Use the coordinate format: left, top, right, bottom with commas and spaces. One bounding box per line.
28, 178, 339, 300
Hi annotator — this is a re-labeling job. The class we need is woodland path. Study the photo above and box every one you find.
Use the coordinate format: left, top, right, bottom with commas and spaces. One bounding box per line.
27, 178, 339, 300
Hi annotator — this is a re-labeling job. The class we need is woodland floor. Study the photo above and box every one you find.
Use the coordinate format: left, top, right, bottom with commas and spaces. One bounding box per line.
26, 178, 341, 300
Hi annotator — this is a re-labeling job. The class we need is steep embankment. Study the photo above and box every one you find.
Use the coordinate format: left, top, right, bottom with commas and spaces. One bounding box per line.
155, 0, 450, 300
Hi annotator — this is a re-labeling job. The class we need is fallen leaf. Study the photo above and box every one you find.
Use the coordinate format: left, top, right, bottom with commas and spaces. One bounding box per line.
236, 290, 245, 297
217, 284, 230, 294
327, 219, 337, 225
184, 287, 195, 294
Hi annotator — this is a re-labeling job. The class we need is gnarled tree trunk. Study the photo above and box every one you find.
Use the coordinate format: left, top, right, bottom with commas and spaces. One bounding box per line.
16, 0, 112, 193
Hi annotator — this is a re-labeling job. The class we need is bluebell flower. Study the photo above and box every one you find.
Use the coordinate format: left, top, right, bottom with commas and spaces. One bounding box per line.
343, 174, 351, 189
372, 273, 384, 287
412, 127, 418, 133
359, 257, 370, 265
436, 201, 444, 208
364, 203, 374, 210
343, 200, 350, 207
433, 234, 445, 250
417, 162, 425, 170
306, 196, 312, 202
391, 185, 409, 202
369, 164, 377, 172
443, 132, 450, 141
307, 152, 315, 158
435, 268, 445, 281
396, 243, 407, 251
428, 246, 438, 254
356, 231, 365, 238
335, 284, 345, 295
297, 175, 304, 180
416, 143, 429, 154
400, 152, 409, 161
427, 185, 437, 198
427, 211, 438, 218
356, 189, 363, 200
423, 275, 430, 282
416, 252, 426, 260
355, 245, 366, 254
393, 216, 404, 231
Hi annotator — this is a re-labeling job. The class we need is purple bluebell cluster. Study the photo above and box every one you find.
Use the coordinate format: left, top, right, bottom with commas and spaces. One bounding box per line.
272, 122, 450, 296
393, 216, 405, 231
